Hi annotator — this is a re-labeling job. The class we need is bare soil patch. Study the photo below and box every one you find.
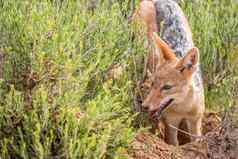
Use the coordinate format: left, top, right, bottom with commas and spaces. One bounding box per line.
129, 109, 238, 159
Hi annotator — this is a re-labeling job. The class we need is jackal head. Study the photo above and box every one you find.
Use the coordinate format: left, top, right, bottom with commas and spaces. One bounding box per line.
142, 34, 199, 117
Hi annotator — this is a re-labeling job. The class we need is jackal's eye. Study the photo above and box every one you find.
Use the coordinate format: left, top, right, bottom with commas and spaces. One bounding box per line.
161, 84, 173, 91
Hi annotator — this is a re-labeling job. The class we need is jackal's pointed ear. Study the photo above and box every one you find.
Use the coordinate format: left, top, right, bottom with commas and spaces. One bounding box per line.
176, 47, 199, 76
152, 33, 177, 65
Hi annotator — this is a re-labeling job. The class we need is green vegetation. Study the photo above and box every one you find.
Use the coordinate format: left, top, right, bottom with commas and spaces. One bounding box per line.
183, 0, 238, 110
0, 0, 237, 158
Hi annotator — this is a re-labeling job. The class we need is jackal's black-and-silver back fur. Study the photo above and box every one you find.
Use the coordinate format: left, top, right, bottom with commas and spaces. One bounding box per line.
154, 0, 204, 92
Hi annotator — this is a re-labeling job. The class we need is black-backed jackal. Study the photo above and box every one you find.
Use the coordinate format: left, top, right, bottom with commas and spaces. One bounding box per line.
136, 0, 205, 145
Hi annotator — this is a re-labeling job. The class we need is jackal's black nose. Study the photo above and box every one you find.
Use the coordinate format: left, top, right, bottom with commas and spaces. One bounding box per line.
142, 102, 149, 111
142, 107, 149, 111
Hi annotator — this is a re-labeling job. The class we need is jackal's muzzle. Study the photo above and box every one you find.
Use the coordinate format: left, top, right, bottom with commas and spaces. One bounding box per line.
142, 98, 174, 119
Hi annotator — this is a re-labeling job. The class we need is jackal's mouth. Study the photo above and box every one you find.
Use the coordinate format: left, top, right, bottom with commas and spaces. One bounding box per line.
151, 98, 174, 119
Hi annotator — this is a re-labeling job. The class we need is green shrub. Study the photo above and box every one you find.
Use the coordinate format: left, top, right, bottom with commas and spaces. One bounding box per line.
183, 0, 238, 109
0, 0, 143, 158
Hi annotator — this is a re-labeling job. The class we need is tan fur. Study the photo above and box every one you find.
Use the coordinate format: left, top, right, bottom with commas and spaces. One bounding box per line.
136, 0, 160, 73
137, 0, 205, 145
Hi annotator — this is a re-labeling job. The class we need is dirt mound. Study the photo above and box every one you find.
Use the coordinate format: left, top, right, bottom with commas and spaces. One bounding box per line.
129, 110, 238, 159
130, 132, 207, 159
205, 108, 238, 159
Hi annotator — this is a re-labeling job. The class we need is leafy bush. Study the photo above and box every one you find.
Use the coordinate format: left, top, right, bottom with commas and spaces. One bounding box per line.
183, 0, 238, 109
0, 0, 143, 158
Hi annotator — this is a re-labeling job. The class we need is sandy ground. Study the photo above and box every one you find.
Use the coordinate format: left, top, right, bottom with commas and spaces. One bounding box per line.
129, 111, 238, 159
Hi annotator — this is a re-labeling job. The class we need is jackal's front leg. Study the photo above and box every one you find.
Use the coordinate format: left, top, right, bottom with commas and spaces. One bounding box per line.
164, 117, 182, 146
188, 117, 202, 141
